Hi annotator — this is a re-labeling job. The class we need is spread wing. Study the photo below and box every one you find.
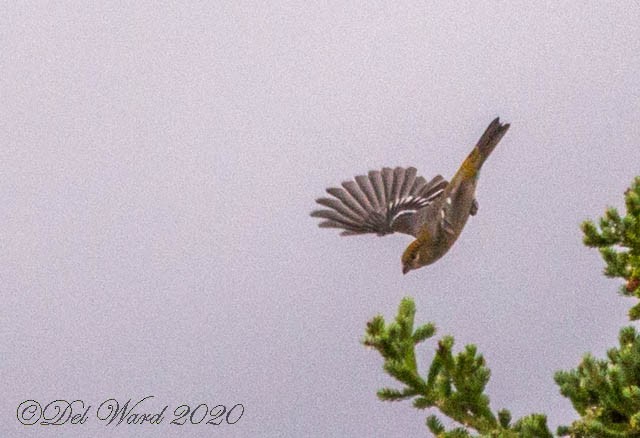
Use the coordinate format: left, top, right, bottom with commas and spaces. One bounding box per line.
311, 166, 448, 237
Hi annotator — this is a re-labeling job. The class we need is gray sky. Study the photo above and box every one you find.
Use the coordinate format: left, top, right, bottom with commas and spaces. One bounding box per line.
2, 2, 639, 437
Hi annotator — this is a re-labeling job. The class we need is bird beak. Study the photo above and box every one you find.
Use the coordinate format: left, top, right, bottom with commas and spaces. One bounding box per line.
402, 265, 410, 275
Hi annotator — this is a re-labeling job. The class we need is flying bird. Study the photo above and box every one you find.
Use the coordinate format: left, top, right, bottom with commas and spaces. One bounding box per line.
310, 118, 510, 274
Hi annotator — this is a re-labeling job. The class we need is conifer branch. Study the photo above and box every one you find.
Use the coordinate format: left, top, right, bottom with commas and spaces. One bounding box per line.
363, 297, 552, 437
555, 177, 640, 436
581, 177, 640, 319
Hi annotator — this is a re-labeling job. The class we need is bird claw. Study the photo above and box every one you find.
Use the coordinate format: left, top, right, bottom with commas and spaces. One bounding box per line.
470, 199, 479, 216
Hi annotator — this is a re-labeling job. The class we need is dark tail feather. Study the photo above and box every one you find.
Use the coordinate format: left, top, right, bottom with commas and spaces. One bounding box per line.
474, 117, 510, 165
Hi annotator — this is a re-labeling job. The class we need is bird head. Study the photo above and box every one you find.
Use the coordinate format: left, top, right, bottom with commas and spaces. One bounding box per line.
401, 240, 423, 274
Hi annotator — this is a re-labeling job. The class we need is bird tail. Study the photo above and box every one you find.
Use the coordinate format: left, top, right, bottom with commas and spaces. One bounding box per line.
459, 117, 510, 177
475, 117, 510, 163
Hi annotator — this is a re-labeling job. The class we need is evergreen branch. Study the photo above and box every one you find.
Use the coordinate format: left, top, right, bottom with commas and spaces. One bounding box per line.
363, 297, 551, 437
555, 325, 640, 436
582, 177, 640, 319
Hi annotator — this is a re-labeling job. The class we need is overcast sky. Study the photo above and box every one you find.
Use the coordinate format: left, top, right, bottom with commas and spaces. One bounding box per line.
2, 2, 639, 437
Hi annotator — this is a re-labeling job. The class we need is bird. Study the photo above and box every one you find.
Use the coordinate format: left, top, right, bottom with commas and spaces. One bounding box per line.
310, 117, 510, 274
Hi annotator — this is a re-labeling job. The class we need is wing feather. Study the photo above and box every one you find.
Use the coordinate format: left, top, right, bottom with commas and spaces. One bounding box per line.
355, 174, 380, 211
399, 167, 417, 200
368, 170, 385, 208
342, 180, 373, 212
312, 167, 448, 237
390, 167, 405, 205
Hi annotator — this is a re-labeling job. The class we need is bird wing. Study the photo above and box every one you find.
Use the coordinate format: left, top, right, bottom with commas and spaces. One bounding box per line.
311, 166, 448, 237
